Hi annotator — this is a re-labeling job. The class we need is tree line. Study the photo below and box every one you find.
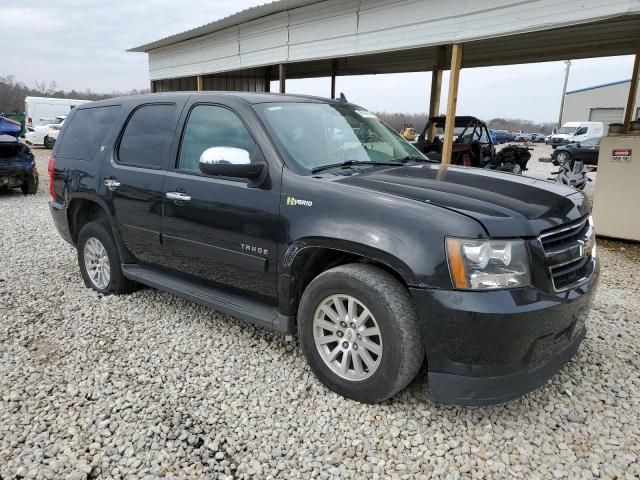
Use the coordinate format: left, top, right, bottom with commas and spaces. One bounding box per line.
1, 75, 554, 134
0, 75, 149, 114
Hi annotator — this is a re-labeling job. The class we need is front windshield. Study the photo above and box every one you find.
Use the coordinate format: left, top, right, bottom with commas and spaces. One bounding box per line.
255, 102, 428, 172
557, 126, 577, 135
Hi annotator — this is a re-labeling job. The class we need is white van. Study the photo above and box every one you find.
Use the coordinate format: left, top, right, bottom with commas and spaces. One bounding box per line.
25, 97, 90, 128
550, 121, 604, 148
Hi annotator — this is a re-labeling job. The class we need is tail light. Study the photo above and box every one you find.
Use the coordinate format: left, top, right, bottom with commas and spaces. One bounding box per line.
51, 125, 62, 131
48, 155, 57, 201
27, 117, 32, 126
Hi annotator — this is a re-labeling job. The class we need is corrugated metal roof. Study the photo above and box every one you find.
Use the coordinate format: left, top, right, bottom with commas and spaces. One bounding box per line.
132, 0, 640, 82
566, 79, 632, 95
129, 0, 319, 52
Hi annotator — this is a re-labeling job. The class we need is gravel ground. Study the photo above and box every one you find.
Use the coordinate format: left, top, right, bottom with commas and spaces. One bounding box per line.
1, 145, 639, 480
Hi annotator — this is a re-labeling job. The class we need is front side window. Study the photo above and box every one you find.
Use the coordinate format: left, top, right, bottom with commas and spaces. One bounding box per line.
178, 105, 258, 173
255, 102, 427, 173
574, 127, 588, 136
118, 103, 176, 169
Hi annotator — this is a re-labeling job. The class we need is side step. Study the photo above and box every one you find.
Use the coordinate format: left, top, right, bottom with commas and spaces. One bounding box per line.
121, 264, 294, 334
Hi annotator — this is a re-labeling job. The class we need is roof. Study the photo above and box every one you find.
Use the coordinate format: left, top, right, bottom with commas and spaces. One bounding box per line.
78, 91, 352, 108
130, 0, 640, 82
566, 79, 632, 95
129, 0, 318, 53
427, 116, 488, 128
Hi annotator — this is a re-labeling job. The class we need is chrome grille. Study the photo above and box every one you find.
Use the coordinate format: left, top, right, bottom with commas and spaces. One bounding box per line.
539, 216, 595, 291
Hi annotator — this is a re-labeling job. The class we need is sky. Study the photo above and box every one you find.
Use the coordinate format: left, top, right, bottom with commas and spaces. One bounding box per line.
2, 0, 636, 122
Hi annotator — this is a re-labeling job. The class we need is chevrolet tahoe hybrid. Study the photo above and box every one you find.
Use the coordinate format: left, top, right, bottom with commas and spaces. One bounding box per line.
49, 93, 599, 405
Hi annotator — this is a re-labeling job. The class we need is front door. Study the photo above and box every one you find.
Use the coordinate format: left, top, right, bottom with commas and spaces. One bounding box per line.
161, 102, 281, 302
101, 102, 183, 264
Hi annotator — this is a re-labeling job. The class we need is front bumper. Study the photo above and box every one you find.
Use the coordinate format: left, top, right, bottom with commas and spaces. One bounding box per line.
410, 270, 598, 405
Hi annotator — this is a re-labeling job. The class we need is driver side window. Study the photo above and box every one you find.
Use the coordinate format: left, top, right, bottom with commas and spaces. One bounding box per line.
574, 127, 588, 136
178, 105, 257, 173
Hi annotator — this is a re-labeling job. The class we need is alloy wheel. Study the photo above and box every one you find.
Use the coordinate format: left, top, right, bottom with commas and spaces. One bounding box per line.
83, 237, 111, 289
313, 294, 383, 381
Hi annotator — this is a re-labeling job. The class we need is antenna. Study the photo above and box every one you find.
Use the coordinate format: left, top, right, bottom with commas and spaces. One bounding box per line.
339, 92, 348, 102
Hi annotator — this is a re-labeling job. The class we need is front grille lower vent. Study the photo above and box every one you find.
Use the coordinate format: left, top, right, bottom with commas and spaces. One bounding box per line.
539, 216, 595, 291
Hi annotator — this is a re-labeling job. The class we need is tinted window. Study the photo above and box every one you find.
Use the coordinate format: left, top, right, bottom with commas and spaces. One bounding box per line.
574, 127, 588, 136
56, 106, 120, 160
118, 104, 176, 169
178, 105, 257, 173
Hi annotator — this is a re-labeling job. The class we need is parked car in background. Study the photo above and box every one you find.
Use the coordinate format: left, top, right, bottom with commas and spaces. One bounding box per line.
551, 136, 601, 166
488, 128, 498, 144
492, 130, 514, 143
514, 133, 532, 142
549, 122, 604, 148
25, 115, 66, 148
531, 133, 546, 143
0, 134, 38, 194
45, 118, 65, 149
550, 137, 601, 190
0, 116, 22, 138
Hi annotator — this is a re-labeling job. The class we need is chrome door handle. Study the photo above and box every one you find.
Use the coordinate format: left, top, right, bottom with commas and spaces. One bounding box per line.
166, 191, 192, 202
103, 179, 121, 191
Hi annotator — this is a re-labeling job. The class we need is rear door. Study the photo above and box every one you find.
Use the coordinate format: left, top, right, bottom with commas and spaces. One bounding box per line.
161, 99, 282, 302
100, 101, 184, 264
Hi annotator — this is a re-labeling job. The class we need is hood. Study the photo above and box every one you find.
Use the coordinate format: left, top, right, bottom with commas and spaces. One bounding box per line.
336, 164, 588, 237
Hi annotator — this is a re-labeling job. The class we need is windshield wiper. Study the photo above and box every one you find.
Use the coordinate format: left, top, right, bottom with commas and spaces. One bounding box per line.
395, 155, 439, 164
311, 160, 403, 174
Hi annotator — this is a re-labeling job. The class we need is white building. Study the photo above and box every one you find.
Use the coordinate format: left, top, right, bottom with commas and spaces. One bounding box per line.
562, 79, 640, 128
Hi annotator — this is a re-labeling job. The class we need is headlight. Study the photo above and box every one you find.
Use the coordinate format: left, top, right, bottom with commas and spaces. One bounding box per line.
446, 238, 531, 290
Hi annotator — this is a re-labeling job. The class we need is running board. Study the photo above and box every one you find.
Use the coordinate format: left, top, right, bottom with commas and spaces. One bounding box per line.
121, 264, 294, 334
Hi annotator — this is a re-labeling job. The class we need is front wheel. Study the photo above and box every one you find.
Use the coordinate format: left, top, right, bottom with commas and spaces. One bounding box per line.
298, 264, 424, 403
44, 136, 55, 149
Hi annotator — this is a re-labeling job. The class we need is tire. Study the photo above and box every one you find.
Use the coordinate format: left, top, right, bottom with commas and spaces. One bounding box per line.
77, 220, 137, 295
556, 151, 570, 163
44, 136, 55, 149
21, 175, 38, 194
297, 263, 424, 403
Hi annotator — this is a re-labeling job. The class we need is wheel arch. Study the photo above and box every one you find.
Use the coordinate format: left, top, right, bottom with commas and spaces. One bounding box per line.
66, 194, 133, 262
278, 238, 418, 317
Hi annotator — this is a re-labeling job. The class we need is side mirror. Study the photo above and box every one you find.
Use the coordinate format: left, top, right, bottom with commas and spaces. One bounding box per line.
199, 147, 267, 186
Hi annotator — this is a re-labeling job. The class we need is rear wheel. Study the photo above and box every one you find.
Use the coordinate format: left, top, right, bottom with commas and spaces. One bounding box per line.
77, 220, 137, 295
21, 175, 38, 194
556, 151, 570, 163
44, 136, 55, 149
298, 263, 424, 403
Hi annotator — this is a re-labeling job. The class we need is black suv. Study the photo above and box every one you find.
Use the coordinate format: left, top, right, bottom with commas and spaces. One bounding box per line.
49, 92, 598, 405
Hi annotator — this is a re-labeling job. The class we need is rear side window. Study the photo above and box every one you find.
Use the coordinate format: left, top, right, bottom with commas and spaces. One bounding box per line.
57, 106, 120, 160
118, 104, 176, 169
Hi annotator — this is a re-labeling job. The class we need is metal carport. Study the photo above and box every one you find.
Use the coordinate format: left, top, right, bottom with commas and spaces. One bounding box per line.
130, 0, 640, 163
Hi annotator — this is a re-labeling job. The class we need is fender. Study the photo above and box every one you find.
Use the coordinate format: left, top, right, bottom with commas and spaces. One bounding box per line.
65, 192, 133, 262
282, 237, 418, 285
